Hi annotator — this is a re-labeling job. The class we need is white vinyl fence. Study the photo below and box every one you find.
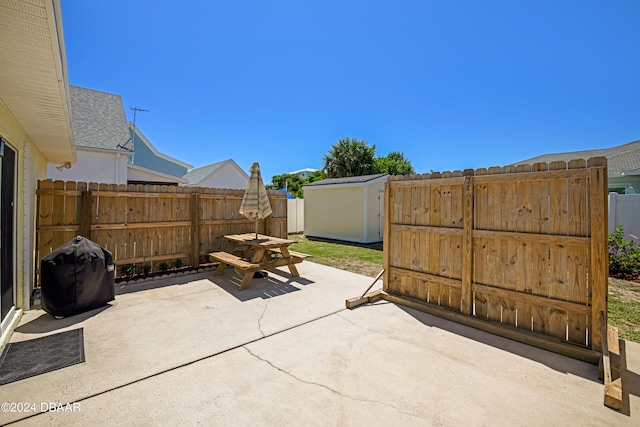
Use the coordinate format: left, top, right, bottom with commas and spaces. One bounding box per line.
608, 193, 640, 243
287, 199, 304, 234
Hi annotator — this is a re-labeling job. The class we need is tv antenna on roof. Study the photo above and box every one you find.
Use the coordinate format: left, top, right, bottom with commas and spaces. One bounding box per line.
130, 107, 149, 163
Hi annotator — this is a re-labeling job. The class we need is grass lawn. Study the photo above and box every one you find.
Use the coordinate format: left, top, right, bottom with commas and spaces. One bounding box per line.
289, 234, 640, 343
608, 278, 640, 342
288, 234, 383, 277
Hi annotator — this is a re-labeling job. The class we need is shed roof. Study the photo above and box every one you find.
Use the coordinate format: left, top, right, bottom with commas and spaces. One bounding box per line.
514, 139, 640, 176
304, 173, 388, 187
69, 85, 130, 151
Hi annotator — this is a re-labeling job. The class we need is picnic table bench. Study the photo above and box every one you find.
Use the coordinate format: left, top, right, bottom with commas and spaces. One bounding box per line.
209, 233, 311, 290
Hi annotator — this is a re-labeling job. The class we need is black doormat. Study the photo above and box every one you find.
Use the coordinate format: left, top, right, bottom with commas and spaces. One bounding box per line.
0, 329, 84, 386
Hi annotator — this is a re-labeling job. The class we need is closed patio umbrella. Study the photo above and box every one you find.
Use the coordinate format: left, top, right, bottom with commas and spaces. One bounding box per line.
239, 161, 272, 239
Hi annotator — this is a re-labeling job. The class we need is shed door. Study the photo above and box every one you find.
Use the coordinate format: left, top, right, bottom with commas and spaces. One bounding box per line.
1, 139, 16, 328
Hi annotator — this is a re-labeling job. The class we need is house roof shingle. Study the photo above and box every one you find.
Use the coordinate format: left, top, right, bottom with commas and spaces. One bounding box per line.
514, 139, 640, 176
69, 85, 130, 151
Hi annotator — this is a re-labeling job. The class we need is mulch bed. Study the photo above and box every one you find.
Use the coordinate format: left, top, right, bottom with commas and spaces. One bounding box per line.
114, 265, 216, 284
610, 271, 640, 284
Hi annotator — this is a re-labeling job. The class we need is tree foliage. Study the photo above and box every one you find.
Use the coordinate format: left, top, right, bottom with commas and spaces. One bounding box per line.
322, 137, 415, 178
267, 138, 415, 198
323, 137, 376, 178
374, 151, 415, 175
265, 170, 326, 199
305, 170, 325, 183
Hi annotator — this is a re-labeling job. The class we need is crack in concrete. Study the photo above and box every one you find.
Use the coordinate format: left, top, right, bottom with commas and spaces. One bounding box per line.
335, 311, 370, 330
335, 311, 399, 342
257, 299, 271, 337
5, 307, 347, 425
243, 347, 432, 422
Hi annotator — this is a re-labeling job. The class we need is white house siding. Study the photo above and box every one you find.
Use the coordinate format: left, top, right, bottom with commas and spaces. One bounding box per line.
23, 143, 48, 309
47, 148, 128, 184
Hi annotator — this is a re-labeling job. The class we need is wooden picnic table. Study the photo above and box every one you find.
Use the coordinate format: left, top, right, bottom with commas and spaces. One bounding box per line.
209, 233, 310, 290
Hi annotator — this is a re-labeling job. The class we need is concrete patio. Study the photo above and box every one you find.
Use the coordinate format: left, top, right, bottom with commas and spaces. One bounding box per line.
1, 261, 639, 426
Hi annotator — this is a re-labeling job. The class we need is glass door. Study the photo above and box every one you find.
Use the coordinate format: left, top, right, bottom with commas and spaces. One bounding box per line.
1, 138, 16, 331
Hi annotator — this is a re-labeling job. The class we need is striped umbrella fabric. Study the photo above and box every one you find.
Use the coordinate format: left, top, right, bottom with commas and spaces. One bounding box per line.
239, 162, 272, 238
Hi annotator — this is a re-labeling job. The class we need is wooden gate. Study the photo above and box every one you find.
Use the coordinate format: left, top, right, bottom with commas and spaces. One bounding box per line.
383, 158, 608, 360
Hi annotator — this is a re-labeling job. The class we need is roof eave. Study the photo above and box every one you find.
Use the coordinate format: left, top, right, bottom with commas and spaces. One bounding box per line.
0, 0, 76, 163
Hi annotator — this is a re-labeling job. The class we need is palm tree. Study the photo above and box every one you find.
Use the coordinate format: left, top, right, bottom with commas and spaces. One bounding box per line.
323, 137, 376, 178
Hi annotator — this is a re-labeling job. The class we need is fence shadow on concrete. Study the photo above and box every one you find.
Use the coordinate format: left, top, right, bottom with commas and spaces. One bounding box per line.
396, 304, 602, 383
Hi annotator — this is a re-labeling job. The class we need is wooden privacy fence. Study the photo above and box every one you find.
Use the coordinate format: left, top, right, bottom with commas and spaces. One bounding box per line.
383, 157, 608, 359
36, 181, 287, 281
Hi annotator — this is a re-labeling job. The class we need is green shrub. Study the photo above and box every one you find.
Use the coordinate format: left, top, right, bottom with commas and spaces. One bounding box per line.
159, 262, 169, 272
609, 226, 640, 274
120, 264, 135, 278
142, 264, 151, 275
174, 259, 183, 269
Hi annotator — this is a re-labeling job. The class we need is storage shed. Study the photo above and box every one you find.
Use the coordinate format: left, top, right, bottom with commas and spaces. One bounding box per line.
303, 174, 388, 243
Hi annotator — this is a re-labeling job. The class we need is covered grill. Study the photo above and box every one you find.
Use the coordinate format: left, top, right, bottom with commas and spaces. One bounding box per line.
40, 236, 115, 318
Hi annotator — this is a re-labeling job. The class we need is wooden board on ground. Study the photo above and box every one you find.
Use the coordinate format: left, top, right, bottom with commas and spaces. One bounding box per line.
600, 312, 622, 410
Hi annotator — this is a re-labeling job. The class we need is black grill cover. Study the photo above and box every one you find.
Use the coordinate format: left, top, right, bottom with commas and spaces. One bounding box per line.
40, 236, 115, 317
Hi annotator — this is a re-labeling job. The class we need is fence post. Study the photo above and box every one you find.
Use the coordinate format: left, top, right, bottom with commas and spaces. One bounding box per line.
588, 157, 608, 352
191, 192, 200, 268
79, 190, 93, 239
461, 173, 474, 315
383, 181, 391, 292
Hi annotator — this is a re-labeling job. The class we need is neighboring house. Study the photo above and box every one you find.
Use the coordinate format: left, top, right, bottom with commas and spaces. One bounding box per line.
127, 124, 192, 185
303, 174, 388, 243
0, 0, 75, 343
182, 159, 249, 189
47, 86, 191, 186
46, 85, 130, 184
287, 168, 318, 179
515, 139, 640, 194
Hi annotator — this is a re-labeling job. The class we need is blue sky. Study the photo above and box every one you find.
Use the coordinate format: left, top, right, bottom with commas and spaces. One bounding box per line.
61, 0, 640, 182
